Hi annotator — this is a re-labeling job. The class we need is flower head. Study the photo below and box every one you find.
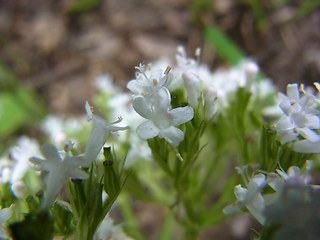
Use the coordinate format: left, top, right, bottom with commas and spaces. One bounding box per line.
275, 83, 320, 146
224, 173, 267, 224
30, 142, 88, 210
133, 88, 194, 146
84, 101, 129, 166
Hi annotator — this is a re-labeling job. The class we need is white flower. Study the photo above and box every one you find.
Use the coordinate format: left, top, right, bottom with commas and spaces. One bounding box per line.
275, 83, 320, 144
203, 85, 218, 119
30, 143, 88, 210
84, 102, 129, 166
94, 215, 133, 240
267, 162, 315, 192
127, 64, 172, 99
183, 70, 200, 108
293, 139, 320, 153
133, 88, 194, 146
0, 207, 12, 240
224, 174, 267, 224
244, 61, 259, 91
10, 136, 40, 183
170, 46, 199, 90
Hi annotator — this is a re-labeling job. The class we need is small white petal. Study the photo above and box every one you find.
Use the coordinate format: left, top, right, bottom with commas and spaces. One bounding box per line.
136, 121, 159, 139
287, 166, 301, 177
0, 208, 11, 222
170, 106, 194, 126
159, 126, 184, 147
183, 70, 200, 108
155, 88, 171, 110
306, 115, 320, 129
293, 140, 320, 153
127, 80, 142, 95
85, 101, 93, 121
276, 117, 293, 131
234, 185, 248, 202
267, 173, 284, 192
287, 84, 300, 101
251, 173, 266, 188
279, 100, 294, 116
41, 144, 61, 163
132, 97, 153, 119
296, 127, 320, 142
84, 117, 108, 166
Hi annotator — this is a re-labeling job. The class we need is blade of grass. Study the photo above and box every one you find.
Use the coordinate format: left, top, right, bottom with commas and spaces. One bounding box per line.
204, 25, 245, 65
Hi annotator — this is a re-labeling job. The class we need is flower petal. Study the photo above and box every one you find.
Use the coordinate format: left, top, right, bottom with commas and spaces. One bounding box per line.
296, 127, 320, 142
132, 96, 153, 119
159, 126, 184, 147
287, 83, 300, 101
293, 140, 320, 153
136, 121, 159, 139
127, 80, 142, 95
306, 115, 320, 129
84, 117, 108, 166
41, 144, 61, 163
170, 106, 194, 126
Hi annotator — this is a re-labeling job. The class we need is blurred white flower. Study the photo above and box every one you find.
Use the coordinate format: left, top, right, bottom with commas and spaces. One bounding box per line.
30, 143, 88, 210
203, 85, 218, 119
267, 162, 316, 192
94, 215, 133, 240
183, 70, 201, 108
84, 102, 129, 166
275, 83, 320, 145
0, 207, 12, 240
10, 136, 40, 183
224, 173, 267, 224
127, 64, 172, 100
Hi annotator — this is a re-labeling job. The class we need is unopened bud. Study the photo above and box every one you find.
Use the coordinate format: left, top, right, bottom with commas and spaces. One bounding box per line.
11, 180, 27, 199
203, 85, 218, 119
245, 62, 259, 91
183, 70, 200, 108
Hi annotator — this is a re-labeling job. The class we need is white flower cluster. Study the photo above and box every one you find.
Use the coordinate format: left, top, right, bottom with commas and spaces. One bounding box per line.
127, 63, 194, 147
275, 83, 320, 153
224, 161, 319, 225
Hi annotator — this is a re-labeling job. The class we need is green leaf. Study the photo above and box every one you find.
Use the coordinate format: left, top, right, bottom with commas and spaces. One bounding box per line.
296, 0, 320, 18
67, 0, 102, 14
204, 26, 245, 65
103, 147, 121, 199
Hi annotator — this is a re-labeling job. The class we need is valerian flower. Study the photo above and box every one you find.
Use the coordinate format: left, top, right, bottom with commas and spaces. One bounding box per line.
10, 136, 40, 183
30, 142, 88, 210
83, 101, 129, 167
203, 85, 218, 120
224, 173, 267, 224
0, 207, 11, 240
267, 162, 318, 192
133, 88, 194, 147
183, 70, 201, 108
275, 83, 320, 145
127, 63, 173, 100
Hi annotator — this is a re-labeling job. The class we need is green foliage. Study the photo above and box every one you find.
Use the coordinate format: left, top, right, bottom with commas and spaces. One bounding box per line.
296, 0, 320, 18
204, 26, 245, 65
67, 0, 102, 14
0, 61, 47, 152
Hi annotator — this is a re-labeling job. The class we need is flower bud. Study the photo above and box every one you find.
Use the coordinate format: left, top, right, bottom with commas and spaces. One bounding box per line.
11, 180, 27, 199
183, 70, 200, 108
245, 62, 259, 91
203, 85, 218, 119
